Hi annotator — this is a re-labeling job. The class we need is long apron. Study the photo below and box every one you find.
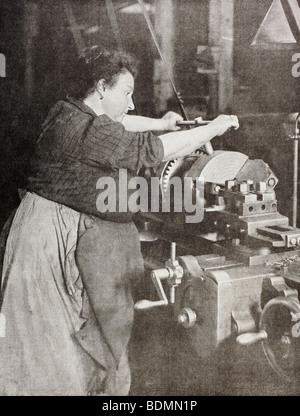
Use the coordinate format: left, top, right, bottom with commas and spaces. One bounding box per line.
0, 192, 144, 395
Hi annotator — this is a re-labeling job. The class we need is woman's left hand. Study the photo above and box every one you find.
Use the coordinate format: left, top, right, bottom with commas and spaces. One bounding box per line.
161, 111, 183, 131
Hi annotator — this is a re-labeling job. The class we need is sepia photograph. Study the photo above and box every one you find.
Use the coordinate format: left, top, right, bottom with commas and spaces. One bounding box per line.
0, 0, 300, 399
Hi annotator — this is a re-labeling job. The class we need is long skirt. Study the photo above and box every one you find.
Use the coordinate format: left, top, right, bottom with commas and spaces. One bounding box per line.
0, 192, 144, 396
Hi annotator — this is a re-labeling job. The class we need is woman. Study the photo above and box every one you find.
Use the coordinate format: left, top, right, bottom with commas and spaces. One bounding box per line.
0, 47, 239, 396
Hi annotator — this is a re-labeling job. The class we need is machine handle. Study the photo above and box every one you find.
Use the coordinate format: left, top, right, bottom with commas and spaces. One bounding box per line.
204, 141, 214, 155
236, 330, 268, 346
134, 299, 168, 311
176, 120, 212, 126
134, 268, 170, 311
134, 243, 183, 311
176, 119, 214, 155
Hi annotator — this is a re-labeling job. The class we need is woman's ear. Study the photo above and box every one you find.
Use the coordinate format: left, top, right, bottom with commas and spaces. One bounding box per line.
96, 79, 106, 99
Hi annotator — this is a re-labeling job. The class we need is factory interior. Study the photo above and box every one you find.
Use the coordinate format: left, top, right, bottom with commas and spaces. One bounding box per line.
0, 0, 300, 397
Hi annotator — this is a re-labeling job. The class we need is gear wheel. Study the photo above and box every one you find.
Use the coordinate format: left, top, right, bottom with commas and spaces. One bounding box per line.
160, 156, 201, 197
260, 296, 300, 382
160, 158, 185, 194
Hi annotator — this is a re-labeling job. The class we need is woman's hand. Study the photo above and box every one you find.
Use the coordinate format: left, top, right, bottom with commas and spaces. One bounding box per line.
207, 114, 239, 136
161, 111, 183, 131
159, 114, 239, 161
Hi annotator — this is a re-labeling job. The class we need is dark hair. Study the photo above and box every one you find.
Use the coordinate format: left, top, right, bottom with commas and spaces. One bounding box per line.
69, 46, 138, 100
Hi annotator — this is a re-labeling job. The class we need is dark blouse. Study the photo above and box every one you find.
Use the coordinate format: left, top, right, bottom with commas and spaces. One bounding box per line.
26, 97, 164, 222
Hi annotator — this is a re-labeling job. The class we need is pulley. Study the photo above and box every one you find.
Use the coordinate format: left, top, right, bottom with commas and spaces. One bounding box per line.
260, 296, 300, 382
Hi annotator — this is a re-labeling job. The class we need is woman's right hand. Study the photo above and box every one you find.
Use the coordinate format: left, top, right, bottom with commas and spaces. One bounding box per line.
208, 114, 239, 136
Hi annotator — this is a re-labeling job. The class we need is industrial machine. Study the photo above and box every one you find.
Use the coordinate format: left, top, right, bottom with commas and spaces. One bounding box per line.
100, 0, 300, 386
134, 123, 300, 384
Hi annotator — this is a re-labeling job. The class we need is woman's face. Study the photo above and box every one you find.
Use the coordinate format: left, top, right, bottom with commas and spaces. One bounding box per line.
100, 70, 135, 122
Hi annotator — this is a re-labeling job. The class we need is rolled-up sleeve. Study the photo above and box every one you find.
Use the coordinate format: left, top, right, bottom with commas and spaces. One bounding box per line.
82, 115, 164, 172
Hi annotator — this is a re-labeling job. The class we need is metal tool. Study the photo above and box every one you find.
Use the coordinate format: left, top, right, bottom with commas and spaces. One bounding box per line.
176, 120, 212, 126
176, 119, 214, 155
289, 112, 300, 228
137, 0, 215, 156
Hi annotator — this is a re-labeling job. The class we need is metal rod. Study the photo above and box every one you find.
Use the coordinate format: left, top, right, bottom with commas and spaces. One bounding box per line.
171, 242, 176, 262
137, 0, 214, 156
137, 0, 189, 121
176, 120, 212, 126
280, 0, 300, 45
293, 139, 298, 227
292, 113, 300, 228
176, 120, 213, 155
105, 0, 123, 49
63, 1, 85, 55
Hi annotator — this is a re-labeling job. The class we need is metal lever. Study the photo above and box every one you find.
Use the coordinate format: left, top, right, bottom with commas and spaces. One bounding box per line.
134, 242, 183, 311
204, 142, 214, 155
176, 119, 214, 155
289, 112, 300, 228
236, 330, 268, 346
176, 120, 212, 126
134, 299, 167, 311
134, 267, 169, 311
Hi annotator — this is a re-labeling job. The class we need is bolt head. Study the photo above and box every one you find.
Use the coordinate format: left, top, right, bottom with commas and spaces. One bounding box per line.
178, 314, 187, 324
178, 308, 197, 328
256, 182, 267, 193
238, 183, 249, 194
268, 177, 276, 188
290, 238, 297, 246
226, 180, 235, 190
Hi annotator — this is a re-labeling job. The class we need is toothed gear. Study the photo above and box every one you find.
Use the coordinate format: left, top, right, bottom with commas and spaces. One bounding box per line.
160, 158, 185, 195
160, 152, 205, 197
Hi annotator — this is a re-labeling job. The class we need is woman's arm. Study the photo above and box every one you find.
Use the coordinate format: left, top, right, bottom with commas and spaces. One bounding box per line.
159, 115, 239, 161
122, 111, 183, 132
